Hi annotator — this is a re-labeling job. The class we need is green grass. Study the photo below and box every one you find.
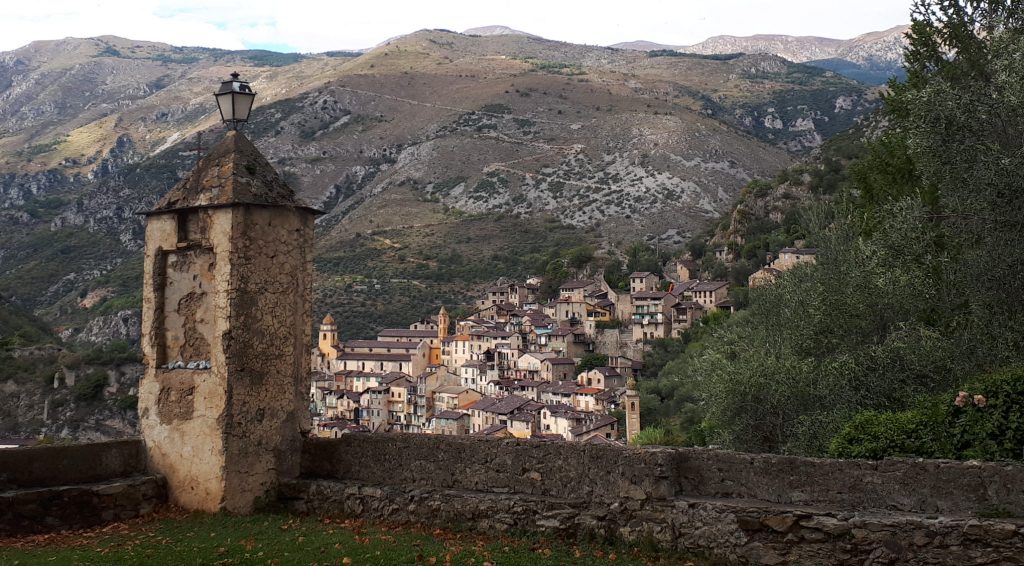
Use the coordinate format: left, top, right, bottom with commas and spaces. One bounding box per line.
0, 511, 702, 565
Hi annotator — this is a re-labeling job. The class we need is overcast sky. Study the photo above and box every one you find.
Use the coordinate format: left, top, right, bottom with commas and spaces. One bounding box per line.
1, 0, 913, 53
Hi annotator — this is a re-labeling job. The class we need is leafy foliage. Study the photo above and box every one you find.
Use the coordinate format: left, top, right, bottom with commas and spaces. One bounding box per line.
80, 341, 141, 366
630, 427, 686, 446
829, 369, 1024, 461
576, 353, 609, 375
72, 370, 108, 402
645, 2, 1024, 458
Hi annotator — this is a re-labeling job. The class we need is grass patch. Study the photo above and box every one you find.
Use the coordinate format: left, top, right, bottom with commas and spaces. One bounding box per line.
0, 510, 703, 565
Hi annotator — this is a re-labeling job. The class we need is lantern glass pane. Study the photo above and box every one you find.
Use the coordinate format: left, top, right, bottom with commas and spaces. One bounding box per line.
217, 93, 234, 123
233, 92, 255, 122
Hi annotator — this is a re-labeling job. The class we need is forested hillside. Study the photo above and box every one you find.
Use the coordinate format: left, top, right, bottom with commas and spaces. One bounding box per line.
643, 0, 1024, 460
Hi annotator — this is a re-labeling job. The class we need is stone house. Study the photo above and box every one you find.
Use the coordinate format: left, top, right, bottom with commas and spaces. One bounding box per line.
569, 414, 619, 442
541, 358, 577, 381
538, 381, 579, 406
631, 291, 674, 342
432, 385, 482, 412
429, 410, 470, 435
558, 280, 593, 302
690, 281, 730, 310
483, 284, 511, 306
774, 247, 818, 270
467, 395, 531, 433
476, 423, 514, 437
507, 413, 537, 438
458, 360, 488, 388
515, 351, 558, 380
670, 300, 705, 336
675, 259, 699, 282
573, 387, 603, 412
542, 327, 590, 359
606, 355, 642, 379
748, 266, 782, 288
577, 367, 624, 390
540, 404, 588, 439
629, 272, 660, 294
553, 299, 589, 323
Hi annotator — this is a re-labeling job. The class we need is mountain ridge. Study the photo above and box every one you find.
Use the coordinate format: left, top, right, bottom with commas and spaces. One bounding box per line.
0, 30, 877, 342
611, 25, 909, 84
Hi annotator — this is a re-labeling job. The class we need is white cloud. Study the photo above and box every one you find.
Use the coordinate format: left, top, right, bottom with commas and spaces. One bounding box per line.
0, 0, 913, 53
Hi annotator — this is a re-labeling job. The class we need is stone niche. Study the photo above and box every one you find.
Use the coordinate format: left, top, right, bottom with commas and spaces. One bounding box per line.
157, 247, 215, 366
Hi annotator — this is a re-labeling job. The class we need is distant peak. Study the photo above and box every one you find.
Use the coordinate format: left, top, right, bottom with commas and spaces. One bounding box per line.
462, 25, 540, 39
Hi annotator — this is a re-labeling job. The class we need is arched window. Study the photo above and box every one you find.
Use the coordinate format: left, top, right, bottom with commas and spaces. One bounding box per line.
630, 402, 636, 411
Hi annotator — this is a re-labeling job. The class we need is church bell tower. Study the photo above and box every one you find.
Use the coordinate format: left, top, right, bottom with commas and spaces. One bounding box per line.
624, 375, 641, 443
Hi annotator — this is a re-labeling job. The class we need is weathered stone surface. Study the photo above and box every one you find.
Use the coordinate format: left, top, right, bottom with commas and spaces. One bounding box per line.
761, 514, 797, 533
0, 438, 146, 490
0, 475, 165, 536
288, 435, 1024, 565
300, 435, 1024, 516
282, 478, 1024, 565
139, 136, 316, 514
146, 131, 317, 213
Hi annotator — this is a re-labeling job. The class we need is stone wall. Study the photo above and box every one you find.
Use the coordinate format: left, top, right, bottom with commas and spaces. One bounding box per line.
283, 435, 1024, 565
0, 439, 165, 535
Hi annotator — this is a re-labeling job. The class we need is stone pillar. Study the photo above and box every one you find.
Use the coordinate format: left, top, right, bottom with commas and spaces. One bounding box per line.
138, 131, 319, 513
624, 376, 641, 443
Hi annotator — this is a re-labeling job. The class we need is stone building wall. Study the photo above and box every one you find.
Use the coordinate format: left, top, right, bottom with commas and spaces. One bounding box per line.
139, 204, 315, 513
139, 208, 234, 512
221, 205, 315, 512
284, 435, 1024, 565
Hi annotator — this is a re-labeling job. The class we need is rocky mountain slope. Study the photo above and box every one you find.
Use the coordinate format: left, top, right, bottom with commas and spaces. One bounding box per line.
463, 26, 539, 38
0, 30, 878, 344
613, 25, 909, 84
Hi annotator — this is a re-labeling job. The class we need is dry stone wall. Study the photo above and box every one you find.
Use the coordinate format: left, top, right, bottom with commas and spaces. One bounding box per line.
284, 435, 1024, 565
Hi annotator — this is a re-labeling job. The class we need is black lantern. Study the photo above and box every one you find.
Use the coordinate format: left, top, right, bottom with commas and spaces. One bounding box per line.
214, 72, 256, 129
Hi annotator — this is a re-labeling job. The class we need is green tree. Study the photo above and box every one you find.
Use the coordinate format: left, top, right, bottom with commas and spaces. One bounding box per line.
576, 353, 608, 375
684, 1, 1024, 454
603, 257, 628, 290
625, 242, 662, 275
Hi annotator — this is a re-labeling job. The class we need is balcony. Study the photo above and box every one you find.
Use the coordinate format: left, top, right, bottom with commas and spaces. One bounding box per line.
632, 313, 664, 324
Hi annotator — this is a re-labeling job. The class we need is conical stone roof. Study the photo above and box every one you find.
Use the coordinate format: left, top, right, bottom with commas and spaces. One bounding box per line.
146, 130, 318, 214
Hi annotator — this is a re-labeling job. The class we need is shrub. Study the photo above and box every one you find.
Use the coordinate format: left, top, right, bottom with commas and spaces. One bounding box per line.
576, 353, 609, 374
81, 341, 141, 366
595, 320, 624, 330
631, 426, 686, 446
73, 370, 109, 402
829, 368, 1024, 461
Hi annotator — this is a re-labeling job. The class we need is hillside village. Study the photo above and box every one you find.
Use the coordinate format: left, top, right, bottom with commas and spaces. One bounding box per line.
308, 246, 816, 442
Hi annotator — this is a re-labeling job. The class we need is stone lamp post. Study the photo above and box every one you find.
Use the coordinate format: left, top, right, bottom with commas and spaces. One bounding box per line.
137, 73, 320, 513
